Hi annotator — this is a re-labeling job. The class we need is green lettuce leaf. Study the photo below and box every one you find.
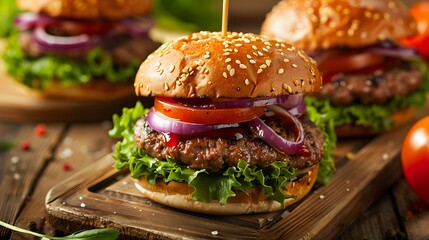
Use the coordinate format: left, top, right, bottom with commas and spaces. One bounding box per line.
109, 103, 298, 207
0, 0, 19, 37
305, 97, 337, 185
2, 34, 140, 89
306, 58, 429, 132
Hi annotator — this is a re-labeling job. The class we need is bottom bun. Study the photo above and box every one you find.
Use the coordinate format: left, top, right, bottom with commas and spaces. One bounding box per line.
134, 164, 319, 215
335, 107, 416, 138
16, 79, 134, 101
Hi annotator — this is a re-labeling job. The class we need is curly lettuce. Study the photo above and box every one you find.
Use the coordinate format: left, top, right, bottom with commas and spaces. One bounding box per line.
305, 97, 337, 185
306, 58, 429, 133
109, 102, 300, 207
2, 34, 140, 89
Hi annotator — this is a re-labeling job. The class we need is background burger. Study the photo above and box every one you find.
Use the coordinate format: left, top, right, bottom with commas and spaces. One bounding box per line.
261, 0, 429, 137
2, 0, 158, 100
109, 31, 336, 215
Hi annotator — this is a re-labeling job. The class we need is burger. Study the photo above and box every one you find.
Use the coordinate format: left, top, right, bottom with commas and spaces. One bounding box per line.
109, 31, 336, 215
261, 0, 429, 137
2, 0, 158, 100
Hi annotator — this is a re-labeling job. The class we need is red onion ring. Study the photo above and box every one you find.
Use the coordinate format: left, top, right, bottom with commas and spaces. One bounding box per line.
121, 16, 154, 37
285, 101, 307, 117
246, 105, 304, 155
147, 108, 240, 135
175, 94, 303, 109
33, 26, 96, 51
14, 13, 53, 30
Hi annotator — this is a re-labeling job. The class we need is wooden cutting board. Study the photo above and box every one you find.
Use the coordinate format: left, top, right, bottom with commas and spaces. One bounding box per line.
44, 107, 428, 239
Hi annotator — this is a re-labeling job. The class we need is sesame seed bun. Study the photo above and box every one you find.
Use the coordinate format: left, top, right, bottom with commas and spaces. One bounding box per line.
261, 0, 417, 51
134, 164, 319, 215
134, 31, 322, 99
17, 0, 152, 20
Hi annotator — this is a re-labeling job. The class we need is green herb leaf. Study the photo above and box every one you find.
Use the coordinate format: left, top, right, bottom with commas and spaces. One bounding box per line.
0, 220, 119, 240
0, 141, 15, 152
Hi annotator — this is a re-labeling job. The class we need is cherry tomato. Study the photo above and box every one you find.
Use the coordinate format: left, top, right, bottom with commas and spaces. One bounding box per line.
401, 116, 429, 204
401, 1, 429, 58
154, 97, 265, 125
317, 50, 385, 82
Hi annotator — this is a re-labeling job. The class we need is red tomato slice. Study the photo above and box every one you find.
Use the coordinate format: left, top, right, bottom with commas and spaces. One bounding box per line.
318, 50, 385, 83
401, 116, 429, 204
154, 97, 265, 125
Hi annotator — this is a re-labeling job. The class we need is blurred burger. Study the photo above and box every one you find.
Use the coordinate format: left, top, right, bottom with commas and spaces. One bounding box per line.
2, 0, 158, 100
109, 31, 336, 215
261, 0, 429, 137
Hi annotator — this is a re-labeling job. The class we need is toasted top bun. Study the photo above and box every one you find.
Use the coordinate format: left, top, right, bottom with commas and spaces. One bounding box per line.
134, 31, 322, 98
135, 164, 319, 215
261, 0, 417, 51
17, 0, 152, 20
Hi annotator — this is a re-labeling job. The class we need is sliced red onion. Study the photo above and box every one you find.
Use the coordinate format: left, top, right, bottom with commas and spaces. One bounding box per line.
14, 13, 53, 30
33, 27, 96, 51
176, 94, 303, 109
122, 16, 154, 37
368, 42, 418, 59
246, 105, 304, 155
285, 101, 307, 117
147, 108, 239, 135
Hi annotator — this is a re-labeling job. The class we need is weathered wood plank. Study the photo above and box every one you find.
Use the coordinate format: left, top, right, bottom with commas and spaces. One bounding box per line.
393, 178, 429, 240
10, 122, 116, 240
336, 194, 401, 240
0, 122, 65, 239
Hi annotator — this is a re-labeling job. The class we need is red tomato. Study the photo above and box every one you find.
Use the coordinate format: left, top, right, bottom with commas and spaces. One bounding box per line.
401, 1, 429, 58
401, 116, 429, 204
154, 97, 265, 125
317, 50, 385, 83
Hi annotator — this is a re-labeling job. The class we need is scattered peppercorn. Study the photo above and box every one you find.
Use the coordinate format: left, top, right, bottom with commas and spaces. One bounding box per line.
34, 124, 47, 137
20, 140, 30, 151
62, 163, 72, 171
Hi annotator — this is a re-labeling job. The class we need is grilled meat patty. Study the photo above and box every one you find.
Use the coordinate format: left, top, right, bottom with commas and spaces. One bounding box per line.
317, 61, 423, 106
134, 114, 324, 173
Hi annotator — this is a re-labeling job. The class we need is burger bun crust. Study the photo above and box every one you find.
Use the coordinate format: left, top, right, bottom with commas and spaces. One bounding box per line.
261, 0, 417, 51
135, 164, 319, 215
17, 0, 152, 20
135, 31, 322, 99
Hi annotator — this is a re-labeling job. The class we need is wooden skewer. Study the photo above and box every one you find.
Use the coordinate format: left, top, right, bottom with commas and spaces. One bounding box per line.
222, 0, 229, 36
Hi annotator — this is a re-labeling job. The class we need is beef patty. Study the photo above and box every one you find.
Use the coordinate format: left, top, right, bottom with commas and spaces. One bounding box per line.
317, 61, 423, 106
134, 114, 324, 173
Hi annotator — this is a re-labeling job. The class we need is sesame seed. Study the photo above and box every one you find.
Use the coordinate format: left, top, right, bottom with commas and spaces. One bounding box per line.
266, 60, 272, 67
245, 79, 250, 85
258, 51, 264, 56
243, 38, 250, 43
223, 52, 230, 56
277, 68, 284, 74
292, 64, 298, 68
252, 45, 257, 50
235, 43, 242, 47
260, 64, 267, 69
225, 58, 232, 63
204, 55, 210, 59
236, 60, 241, 64
230, 68, 236, 76
205, 51, 210, 55
283, 58, 290, 63
233, 49, 238, 53
250, 59, 256, 64
239, 64, 247, 69
164, 83, 169, 90
169, 66, 175, 73
257, 69, 263, 74
262, 47, 269, 52
246, 54, 252, 59
294, 79, 300, 86
227, 65, 232, 71
287, 86, 292, 93
223, 72, 228, 78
